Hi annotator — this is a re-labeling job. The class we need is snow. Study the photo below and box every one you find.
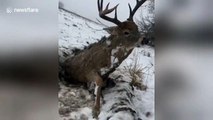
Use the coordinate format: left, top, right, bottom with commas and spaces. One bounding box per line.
69, 107, 94, 120
94, 85, 99, 96
106, 40, 111, 46
59, 8, 154, 120
58, 9, 107, 48
120, 47, 155, 120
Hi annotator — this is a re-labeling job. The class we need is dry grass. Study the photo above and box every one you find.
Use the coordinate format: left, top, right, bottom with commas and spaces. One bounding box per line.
123, 52, 147, 91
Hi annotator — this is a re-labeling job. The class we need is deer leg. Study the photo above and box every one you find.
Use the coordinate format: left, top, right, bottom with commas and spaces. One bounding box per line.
94, 75, 103, 111
87, 73, 103, 117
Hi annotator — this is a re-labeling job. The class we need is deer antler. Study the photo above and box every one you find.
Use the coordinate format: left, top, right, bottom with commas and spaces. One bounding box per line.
127, 0, 146, 21
97, 0, 121, 25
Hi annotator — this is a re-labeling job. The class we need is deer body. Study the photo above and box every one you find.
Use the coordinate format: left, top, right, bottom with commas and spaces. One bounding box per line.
65, 21, 140, 80
64, 0, 146, 117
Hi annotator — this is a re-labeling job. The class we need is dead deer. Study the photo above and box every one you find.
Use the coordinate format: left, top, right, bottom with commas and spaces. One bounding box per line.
64, 0, 146, 117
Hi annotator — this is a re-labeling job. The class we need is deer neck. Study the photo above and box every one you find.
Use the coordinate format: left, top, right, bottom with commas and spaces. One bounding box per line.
106, 36, 135, 52
105, 36, 135, 66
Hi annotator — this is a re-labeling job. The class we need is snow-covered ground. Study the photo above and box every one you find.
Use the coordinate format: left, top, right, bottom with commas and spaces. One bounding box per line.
58, 8, 154, 120
58, 8, 107, 63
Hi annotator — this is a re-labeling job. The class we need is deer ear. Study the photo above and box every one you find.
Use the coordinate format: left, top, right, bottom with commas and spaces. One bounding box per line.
103, 26, 116, 34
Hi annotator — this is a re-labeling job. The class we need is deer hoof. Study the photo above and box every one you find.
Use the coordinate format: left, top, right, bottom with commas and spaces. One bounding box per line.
92, 107, 100, 118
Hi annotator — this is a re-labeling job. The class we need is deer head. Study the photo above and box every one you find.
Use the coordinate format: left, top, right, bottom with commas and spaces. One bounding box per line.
98, 0, 146, 48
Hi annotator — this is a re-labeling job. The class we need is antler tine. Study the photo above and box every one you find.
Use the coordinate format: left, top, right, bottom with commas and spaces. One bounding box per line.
97, 0, 121, 25
97, 0, 102, 11
114, 6, 118, 19
127, 0, 147, 21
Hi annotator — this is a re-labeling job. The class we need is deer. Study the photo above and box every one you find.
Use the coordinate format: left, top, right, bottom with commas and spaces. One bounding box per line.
64, 0, 147, 117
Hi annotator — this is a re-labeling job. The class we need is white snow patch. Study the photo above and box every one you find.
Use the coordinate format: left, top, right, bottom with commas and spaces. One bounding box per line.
106, 40, 111, 46
109, 111, 134, 120
94, 85, 99, 96
111, 56, 118, 65
100, 67, 109, 75
69, 107, 95, 120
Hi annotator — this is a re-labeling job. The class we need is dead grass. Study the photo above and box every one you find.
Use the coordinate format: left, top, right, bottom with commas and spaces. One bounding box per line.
123, 52, 147, 91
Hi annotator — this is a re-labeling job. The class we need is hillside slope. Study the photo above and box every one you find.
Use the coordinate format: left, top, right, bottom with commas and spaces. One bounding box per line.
58, 8, 154, 120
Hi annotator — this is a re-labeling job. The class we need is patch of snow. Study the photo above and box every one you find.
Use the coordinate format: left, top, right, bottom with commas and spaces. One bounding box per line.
94, 85, 99, 96
111, 55, 118, 66
69, 107, 93, 120
100, 67, 109, 76
106, 40, 111, 46
111, 47, 119, 55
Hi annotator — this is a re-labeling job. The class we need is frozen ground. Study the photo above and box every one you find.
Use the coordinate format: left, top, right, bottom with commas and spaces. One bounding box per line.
58, 8, 154, 120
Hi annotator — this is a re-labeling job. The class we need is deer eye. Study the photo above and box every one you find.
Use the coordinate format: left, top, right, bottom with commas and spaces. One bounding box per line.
123, 31, 130, 36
